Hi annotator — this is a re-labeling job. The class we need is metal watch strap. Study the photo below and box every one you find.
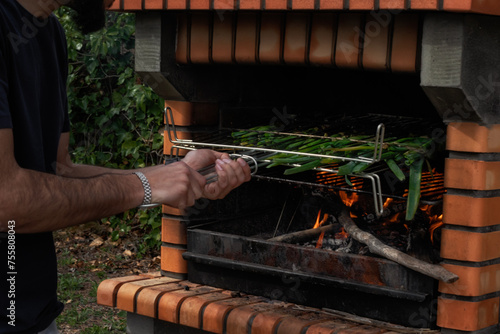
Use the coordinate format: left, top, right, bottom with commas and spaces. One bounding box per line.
133, 172, 152, 206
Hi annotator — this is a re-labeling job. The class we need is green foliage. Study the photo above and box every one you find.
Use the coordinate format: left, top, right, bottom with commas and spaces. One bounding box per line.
56, 8, 164, 253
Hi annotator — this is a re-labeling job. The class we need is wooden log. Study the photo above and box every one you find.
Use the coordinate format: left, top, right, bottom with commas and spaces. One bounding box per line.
268, 224, 335, 244
338, 209, 459, 283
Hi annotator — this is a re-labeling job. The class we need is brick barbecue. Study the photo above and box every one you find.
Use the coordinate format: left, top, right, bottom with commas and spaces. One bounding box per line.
97, 1, 500, 333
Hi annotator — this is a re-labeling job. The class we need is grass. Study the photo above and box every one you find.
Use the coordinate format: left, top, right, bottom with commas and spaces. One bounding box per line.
54, 222, 160, 333
56, 254, 127, 333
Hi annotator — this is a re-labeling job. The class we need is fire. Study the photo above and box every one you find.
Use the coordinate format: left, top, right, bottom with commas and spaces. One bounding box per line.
313, 210, 329, 229
335, 227, 348, 240
429, 214, 444, 244
339, 190, 359, 208
316, 232, 325, 249
383, 197, 394, 209
313, 210, 329, 249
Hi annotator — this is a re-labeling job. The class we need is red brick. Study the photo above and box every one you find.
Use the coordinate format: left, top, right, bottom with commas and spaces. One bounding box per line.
189, 13, 210, 62
123, 0, 142, 10
441, 228, 500, 262
167, 0, 187, 9
213, 0, 235, 9
162, 218, 187, 244
176, 15, 189, 63
265, 0, 288, 9
163, 129, 192, 157
318, 0, 343, 9
140, 271, 162, 278
212, 14, 234, 63
239, 0, 261, 8
283, 13, 309, 64
162, 205, 184, 216
348, 0, 375, 10
97, 275, 149, 307
379, 0, 406, 9
447, 122, 500, 153
108, 0, 122, 10
225, 302, 286, 334
161, 244, 188, 274
443, 194, 500, 227
361, 18, 389, 70
144, 0, 164, 9
190, 0, 210, 8
202, 296, 263, 333
178, 291, 233, 328
444, 158, 500, 191
259, 13, 283, 64
251, 307, 314, 334
165, 100, 219, 126
157, 286, 223, 323
116, 277, 180, 312
235, 13, 258, 64
135, 281, 187, 318
390, 14, 419, 72
309, 13, 336, 66
335, 14, 362, 69
291, 0, 315, 9
439, 263, 500, 297
410, 0, 439, 9
305, 319, 357, 334
437, 296, 500, 331
443, 0, 500, 16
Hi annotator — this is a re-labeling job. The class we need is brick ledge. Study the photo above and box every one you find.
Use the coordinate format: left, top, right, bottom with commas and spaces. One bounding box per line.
97, 273, 440, 334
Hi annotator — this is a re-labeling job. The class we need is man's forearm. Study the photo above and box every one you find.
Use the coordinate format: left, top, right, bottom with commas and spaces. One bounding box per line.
0, 167, 143, 233
57, 162, 136, 178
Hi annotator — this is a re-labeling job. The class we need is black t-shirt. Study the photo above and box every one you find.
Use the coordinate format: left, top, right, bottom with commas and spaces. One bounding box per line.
0, 0, 69, 332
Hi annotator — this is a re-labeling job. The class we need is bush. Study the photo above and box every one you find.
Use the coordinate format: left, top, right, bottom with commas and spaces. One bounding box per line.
56, 8, 164, 255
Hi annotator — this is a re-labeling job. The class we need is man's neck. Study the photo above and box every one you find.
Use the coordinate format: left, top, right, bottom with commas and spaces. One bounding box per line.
16, 0, 61, 18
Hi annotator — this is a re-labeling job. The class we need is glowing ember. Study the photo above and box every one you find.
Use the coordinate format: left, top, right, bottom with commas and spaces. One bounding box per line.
316, 232, 325, 249
383, 198, 394, 209
335, 227, 348, 240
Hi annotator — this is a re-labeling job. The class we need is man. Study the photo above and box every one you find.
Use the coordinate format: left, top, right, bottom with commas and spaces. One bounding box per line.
0, 0, 251, 332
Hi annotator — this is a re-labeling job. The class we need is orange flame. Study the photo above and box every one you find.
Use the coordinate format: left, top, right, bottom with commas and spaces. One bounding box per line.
339, 190, 359, 208
383, 198, 394, 209
429, 214, 444, 244
313, 210, 329, 229
316, 232, 325, 249
335, 227, 348, 240
313, 210, 329, 248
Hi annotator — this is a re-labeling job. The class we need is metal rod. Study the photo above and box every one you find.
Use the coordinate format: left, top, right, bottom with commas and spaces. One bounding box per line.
272, 193, 290, 238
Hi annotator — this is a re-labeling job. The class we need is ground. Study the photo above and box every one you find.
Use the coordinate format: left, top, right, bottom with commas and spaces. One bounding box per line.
54, 221, 160, 333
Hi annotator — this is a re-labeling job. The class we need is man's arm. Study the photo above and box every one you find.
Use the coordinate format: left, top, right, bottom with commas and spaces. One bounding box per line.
56, 132, 142, 178
0, 130, 251, 234
56, 132, 252, 201
0, 129, 145, 233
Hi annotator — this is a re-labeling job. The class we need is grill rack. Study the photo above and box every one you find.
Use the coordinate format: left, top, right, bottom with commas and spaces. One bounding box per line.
164, 107, 445, 217
165, 107, 391, 217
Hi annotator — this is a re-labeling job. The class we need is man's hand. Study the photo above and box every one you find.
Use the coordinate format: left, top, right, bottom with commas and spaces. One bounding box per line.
142, 150, 251, 209
183, 149, 252, 199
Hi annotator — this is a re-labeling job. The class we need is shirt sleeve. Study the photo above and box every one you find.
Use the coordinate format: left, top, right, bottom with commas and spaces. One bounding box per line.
0, 30, 13, 129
